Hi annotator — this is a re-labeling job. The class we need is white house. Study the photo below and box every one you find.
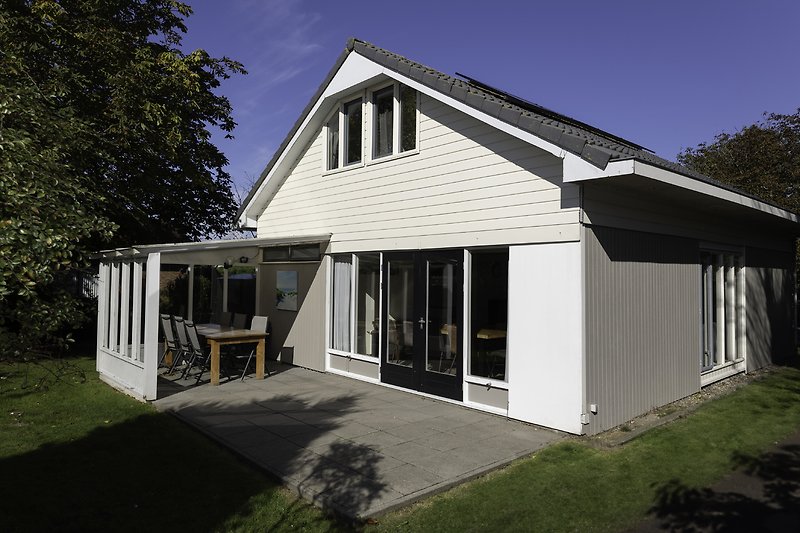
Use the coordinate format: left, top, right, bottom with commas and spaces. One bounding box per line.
97, 39, 798, 435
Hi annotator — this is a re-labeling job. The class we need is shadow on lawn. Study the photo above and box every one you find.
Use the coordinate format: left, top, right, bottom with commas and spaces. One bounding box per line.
0, 391, 385, 532
648, 440, 800, 532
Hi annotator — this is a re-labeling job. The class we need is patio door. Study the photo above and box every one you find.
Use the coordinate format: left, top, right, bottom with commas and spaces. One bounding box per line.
380, 251, 463, 401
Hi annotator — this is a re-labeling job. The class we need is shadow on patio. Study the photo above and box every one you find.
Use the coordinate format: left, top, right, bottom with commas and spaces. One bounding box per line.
154, 365, 564, 519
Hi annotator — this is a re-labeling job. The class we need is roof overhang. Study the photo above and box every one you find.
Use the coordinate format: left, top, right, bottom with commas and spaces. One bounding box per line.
565, 158, 799, 225
94, 234, 331, 265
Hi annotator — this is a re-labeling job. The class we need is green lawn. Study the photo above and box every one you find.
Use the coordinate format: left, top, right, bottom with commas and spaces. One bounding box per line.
372, 367, 800, 532
0, 357, 343, 533
2, 357, 799, 532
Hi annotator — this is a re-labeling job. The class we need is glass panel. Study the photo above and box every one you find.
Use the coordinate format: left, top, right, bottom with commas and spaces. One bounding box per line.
356, 253, 380, 357
326, 112, 339, 169
332, 256, 352, 351
290, 244, 320, 261
386, 259, 414, 367
344, 99, 362, 165
262, 246, 290, 262
400, 84, 416, 152
469, 250, 508, 380
426, 260, 457, 375
373, 87, 393, 158
701, 255, 714, 369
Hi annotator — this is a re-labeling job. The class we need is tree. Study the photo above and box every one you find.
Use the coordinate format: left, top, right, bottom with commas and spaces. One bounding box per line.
678, 110, 800, 214
0, 0, 244, 359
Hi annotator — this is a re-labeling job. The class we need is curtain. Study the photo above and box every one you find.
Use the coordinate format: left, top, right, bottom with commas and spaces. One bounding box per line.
332, 256, 352, 351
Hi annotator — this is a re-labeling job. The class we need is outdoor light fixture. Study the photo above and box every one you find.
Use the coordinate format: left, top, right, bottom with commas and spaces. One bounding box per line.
223, 258, 234, 269
239, 256, 249, 264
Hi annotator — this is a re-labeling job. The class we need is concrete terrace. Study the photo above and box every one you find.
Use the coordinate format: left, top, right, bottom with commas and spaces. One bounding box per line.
154, 364, 564, 519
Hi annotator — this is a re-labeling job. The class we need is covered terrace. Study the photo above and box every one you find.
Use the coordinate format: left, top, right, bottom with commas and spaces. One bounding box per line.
94, 235, 329, 401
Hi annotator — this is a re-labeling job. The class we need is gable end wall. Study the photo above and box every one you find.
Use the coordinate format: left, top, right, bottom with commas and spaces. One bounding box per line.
256, 94, 581, 252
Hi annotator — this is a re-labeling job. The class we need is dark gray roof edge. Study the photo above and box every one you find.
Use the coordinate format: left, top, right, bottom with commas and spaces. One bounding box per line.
238, 38, 798, 222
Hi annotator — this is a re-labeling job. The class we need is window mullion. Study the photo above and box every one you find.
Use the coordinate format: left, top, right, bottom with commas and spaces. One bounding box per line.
338, 104, 345, 168
393, 83, 401, 154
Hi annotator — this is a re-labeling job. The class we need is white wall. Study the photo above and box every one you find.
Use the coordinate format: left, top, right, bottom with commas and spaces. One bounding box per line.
257, 93, 579, 252
507, 242, 583, 434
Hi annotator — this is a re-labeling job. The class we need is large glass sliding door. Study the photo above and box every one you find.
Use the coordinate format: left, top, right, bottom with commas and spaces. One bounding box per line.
381, 251, 463, 401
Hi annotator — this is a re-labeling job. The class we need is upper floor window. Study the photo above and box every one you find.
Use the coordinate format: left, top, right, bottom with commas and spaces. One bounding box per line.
325, 82, 418, 172
326, 97, 363, 171
372, 82, 417, 159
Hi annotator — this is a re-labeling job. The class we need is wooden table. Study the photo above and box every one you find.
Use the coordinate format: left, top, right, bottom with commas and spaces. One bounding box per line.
203, 328, 268, 386
476, 328, 507, 340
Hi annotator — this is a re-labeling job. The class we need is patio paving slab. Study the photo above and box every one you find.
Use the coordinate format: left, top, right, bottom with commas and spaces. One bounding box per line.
154, 364, 564, 519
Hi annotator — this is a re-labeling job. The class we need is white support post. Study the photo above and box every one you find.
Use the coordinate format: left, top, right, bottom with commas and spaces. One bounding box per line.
142, 252, 161, 400
119, 262, 131, 358
131, 261, 143, 362
109, 263, 120, 353
188, 264, 195, 321
96, 262, 109, 371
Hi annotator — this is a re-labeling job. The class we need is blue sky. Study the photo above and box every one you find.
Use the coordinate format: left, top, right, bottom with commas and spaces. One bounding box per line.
180, 0, 800, 197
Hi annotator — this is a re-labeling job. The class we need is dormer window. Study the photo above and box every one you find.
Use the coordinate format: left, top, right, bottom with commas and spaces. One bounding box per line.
324, 82, 417, 172
326, 97, 363, 171
372, 82, 417, 159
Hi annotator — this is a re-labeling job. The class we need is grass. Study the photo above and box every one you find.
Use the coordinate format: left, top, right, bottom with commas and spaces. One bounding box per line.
0, 356, 344, 533
371, 366, 800, 532
2, 357, 800, 532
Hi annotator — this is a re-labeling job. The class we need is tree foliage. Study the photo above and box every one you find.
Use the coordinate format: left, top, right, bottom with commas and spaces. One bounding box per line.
678, 110, 800, 214
0, 0, 244, 358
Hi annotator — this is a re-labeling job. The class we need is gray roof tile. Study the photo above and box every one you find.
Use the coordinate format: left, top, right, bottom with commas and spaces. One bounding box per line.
518, 113, 542, 135
465, 90, 485, 109
498, 106, 522, 126
481, 97, 503, 119
448, 83, 467, 101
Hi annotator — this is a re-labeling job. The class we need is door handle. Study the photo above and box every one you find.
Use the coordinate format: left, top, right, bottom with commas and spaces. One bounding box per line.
418, 317, 427, 330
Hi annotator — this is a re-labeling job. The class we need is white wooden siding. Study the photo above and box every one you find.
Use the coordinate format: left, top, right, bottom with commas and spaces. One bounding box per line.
257, 94, 579, 252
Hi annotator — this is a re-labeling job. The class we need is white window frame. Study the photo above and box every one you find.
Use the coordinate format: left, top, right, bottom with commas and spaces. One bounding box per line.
323, 82, 420, 173
367, 81, 420, 163
700, 246, 746, 374
464, 248, 510, 387
328, 252, 382, 363
323, 95, 365, 173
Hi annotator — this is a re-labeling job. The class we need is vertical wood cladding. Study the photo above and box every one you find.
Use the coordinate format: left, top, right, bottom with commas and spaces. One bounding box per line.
584, 226, 700, 435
